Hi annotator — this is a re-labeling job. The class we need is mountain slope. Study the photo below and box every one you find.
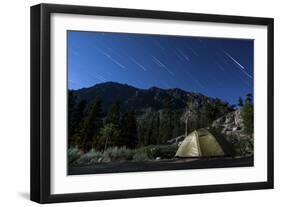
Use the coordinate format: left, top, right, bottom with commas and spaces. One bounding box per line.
71, 81, 234, 144
73, 81, 228, 113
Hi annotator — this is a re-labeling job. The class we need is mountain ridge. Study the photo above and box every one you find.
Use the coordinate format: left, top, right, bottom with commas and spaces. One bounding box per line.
71, 81, 228, 113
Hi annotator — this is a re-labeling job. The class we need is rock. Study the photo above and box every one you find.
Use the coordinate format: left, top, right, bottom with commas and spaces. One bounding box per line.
212, 108, 244, 133
212, 108, 253, 156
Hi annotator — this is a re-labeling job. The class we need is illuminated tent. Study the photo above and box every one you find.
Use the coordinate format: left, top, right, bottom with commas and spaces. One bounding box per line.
175, 128, 230, 157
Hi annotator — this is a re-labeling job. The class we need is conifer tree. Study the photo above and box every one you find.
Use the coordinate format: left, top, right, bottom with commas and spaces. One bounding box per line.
105, 100, 121, 125
70, 100, 87, 135
68, 90, 76, 138
119, 111, 138, 148
98, 123, 120, 151
238, 96, 244, 107
77, 98, 103, 151
242, 93, 253, 135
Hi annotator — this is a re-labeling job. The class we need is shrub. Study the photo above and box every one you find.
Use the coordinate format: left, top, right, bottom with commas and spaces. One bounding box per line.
70, 145, 178, 166
154, 145, 178, 159
232, 138, 253, 156
68, 147, 82, 165
135, 145, 178, 159
103, 146, 134, 162
132, 151, 149, 161
76, 149, 103, 165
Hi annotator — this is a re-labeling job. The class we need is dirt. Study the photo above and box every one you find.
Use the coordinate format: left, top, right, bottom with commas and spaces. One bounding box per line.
68, 156, 253, 175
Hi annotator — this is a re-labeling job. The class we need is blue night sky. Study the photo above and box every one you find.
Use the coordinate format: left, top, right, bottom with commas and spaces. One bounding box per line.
68, 31, 253, 104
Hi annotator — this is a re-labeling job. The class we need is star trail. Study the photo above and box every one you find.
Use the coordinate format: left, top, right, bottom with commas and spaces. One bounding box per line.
68, 31, 253, 104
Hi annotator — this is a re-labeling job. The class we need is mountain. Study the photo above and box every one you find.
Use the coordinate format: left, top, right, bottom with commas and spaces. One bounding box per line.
70, 81, 234, 145
73, 81, 229, 113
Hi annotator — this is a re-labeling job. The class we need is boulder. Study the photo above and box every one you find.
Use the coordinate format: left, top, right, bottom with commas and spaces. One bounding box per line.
212, 108, 253, 156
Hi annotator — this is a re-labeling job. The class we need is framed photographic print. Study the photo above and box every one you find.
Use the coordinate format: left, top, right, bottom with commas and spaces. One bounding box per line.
30, 3, 274, 203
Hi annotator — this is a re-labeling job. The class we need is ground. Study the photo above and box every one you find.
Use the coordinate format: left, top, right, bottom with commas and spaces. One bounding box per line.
68, 156, 253, 175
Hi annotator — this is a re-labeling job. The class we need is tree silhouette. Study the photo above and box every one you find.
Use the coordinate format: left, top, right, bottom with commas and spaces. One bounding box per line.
77, 98, 103, 151
105, 100, 121, 125
68, 90, 77, 138
245, 93, 253, 104
238, 96, 244, 107
98, 123, 120, 151
119, 111, 138, 148
242, 93, 253, 135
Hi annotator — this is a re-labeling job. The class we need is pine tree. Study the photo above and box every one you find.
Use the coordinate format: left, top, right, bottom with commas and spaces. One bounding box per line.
105, 100, 121, 125
119, 111, 138, 148
245, 93, 253, 104
68, 90, 77, 138
147, 118, 155, 145
98, 123, 120, 151
151, 114, 160, 145
68, 99, 87, 147
161, 97, 173, 141
77, 98, 103, 151
72, 101, 87, 133
202, 102, 214, 126
68, 90, 76, 112
242, 93, 254, 135
238, 96, 244, 107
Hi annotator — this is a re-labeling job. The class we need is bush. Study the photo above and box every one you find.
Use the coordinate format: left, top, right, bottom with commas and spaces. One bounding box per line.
103, 146, 134, 162
76, 147, 134, 165
69, 145, 178, 165
76, 149, 103, 165
68, 147, 82, 164
154, 145, 178, 159
132, 151, 149, 161
230, 136, 253, 156
135, 145, 178, 159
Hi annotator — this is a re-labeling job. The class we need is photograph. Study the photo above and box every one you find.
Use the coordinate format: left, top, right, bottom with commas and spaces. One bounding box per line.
29, 3, 274, 203
67, 31, 254, 175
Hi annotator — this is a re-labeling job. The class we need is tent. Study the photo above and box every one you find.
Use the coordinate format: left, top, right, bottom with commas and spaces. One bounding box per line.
175, 128, 230, 157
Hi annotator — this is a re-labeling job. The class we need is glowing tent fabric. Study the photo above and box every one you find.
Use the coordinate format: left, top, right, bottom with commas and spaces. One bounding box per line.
175, 128, 225, 157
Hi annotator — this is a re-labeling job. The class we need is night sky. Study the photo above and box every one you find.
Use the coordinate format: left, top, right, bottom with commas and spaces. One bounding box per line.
68, 31, 253, 104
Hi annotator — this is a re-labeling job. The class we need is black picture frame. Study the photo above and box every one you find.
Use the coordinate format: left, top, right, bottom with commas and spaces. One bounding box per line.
30, 3, 274, 204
